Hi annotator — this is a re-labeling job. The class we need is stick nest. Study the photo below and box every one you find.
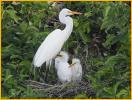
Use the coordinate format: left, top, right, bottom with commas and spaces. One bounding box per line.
24, 80, 95, 98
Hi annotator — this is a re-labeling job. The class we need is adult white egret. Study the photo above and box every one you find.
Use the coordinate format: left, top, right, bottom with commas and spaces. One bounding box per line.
33, 8, 82, 67
70, 58, 82, 82
55, 51, 72, 83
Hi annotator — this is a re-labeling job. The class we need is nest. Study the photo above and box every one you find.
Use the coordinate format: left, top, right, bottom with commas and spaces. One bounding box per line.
23, 80, 95, 98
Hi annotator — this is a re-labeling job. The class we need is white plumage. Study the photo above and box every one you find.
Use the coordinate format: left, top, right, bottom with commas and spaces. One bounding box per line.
33, 29, 63, 67
33, 8, 81, 67
55, 51, 72, 83
70, 58, 82, 82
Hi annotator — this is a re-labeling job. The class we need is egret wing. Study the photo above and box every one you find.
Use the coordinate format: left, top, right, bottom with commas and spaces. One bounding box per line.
33, 29, 64, 67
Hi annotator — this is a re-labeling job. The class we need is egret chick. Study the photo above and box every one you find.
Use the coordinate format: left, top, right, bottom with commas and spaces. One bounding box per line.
70, 58, 82, 82
55, 51, 72, 83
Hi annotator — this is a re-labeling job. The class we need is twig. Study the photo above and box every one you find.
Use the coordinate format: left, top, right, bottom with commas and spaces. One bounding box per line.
23, 80, 95, 98
26, 80, 53, 87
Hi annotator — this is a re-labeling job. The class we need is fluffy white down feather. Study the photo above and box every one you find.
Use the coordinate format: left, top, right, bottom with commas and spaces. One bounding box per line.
55, 51, 72, 83
71, 58, 82, 81
57, 61, 72, 83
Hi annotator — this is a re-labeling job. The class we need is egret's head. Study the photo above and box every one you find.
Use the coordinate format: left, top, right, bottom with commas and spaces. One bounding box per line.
69, 58, 81, 67
56, 51, 69, 62
59, 8, 82, 24
59, 8, 82, 17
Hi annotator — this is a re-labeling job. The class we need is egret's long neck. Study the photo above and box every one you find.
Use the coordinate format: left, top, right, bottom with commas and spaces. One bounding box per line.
64, 17, 73, 35
59, 15, 73, 41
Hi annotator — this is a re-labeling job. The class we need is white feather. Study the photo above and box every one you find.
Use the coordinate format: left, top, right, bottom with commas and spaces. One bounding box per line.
33, 8, 80, 67
71, 58, 82, 81
33, 8, 74, 67
57, 61, 72, 83
33, 29, 65, 67
55, 51, 72, 83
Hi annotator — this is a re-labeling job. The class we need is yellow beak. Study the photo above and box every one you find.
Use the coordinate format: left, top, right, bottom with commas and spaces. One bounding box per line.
68, 11, 82, 15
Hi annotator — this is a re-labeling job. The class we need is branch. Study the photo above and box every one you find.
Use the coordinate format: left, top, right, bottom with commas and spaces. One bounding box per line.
23, 80, 95, 98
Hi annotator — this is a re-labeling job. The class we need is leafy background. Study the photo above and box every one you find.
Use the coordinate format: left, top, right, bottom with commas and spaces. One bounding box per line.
2, 1, 131, 98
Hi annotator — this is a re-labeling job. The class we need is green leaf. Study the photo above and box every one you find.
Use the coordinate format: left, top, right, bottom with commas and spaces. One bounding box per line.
5, 75, 13, 82
84, 12, 92, 17
105, 54, 128, 66
103, 87, 113, 95
95, 66, 112, 79
26, 26, 39, 33
74, 93, 88, 99
116, 89, 128, 98
76, 22, 91, 44
19, 60, 31, 67
73, 18, 79, 27
103, 34, 117, 48
6, 10, 21, 23
104, 6, 111, 17
20, 21, 28, 33
112, 81, 122, 95
10, 55, 20, 59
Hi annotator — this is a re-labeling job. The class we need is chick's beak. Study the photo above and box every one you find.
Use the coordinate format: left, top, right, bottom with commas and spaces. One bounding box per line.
69, 63, 76, 68
68, 11, 82, 15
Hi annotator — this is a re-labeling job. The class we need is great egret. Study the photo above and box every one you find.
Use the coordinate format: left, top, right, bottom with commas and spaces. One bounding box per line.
33, 8, 82, 67
55, 51, 72, 83
70, 58, 82, 82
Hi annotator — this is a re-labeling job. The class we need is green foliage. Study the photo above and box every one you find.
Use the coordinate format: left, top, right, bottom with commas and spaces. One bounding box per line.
74, 93, 88, 99
2, 1, 130, 99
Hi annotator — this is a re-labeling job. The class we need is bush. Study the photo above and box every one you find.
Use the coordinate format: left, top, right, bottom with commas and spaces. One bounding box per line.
2, 1, 130, 98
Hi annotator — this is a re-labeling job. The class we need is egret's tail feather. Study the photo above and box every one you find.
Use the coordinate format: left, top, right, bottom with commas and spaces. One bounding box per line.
46, 59, 52, 70
32, 57, 41, 67
49, 59, 52, 70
